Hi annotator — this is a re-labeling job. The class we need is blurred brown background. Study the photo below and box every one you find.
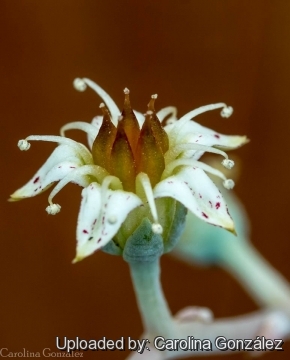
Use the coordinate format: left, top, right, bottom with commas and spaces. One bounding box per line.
1, 0, 290, 359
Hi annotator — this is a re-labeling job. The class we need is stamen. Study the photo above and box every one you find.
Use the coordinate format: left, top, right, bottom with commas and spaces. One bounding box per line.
157, 106, 178, 124
24, 135, 93, 165
47, 165, 109, 206
222, 159, 235, 169
81, 78, 120, 123
178, 103, 232, 123
221, 106, 233, 118
60, 122, 99, 139
164, 143, 230, 165
162, 158, 235, 190
73, 78, 87, 92
18, 139, 31, 151
123, 88, 130, 95
223, 179, 235, 189
136, 173, 162, 234
101, 175, 123, 192
46, 204, 61, 215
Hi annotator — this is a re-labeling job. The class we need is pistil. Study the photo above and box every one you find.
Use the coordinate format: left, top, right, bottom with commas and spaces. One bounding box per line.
92, 90, 170, 191
92, 103, 117, 174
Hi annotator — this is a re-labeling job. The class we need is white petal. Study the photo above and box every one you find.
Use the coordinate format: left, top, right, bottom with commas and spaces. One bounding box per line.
10, 145, 83, 200
154, 166, 235, 231
74, 184, 142, 261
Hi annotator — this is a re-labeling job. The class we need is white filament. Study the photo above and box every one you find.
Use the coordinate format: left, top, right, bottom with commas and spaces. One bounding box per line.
60, 121, 99, 139
82, 78, 120, 123
101, 175, 123, 192
164, 143, 230, 165
47, 165, 108, 206
178, 103, 232, 123
157, 106, 178, 124
137, 173, 163, 234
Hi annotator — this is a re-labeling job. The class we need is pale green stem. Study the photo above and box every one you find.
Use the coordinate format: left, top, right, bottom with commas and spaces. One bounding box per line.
128, 259, 176, 338
220, 239, 290, 309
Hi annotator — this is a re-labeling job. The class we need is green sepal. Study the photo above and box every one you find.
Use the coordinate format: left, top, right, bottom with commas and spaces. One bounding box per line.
163, 201, 187, 253
102, 239, 123, 256
123, 218, 164, 263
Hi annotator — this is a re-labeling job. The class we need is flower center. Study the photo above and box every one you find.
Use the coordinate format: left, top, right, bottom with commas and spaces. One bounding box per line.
92, 89, 169, 192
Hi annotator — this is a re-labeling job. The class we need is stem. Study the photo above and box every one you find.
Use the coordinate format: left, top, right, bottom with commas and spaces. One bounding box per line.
220, 239, 290, 309
128, 259, 176, 338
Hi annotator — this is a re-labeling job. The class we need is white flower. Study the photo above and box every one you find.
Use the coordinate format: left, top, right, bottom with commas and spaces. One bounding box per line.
10, 78, 248, 262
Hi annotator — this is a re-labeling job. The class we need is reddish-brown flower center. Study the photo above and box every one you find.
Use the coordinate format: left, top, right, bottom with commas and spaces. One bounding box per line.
92, 91, 169, 192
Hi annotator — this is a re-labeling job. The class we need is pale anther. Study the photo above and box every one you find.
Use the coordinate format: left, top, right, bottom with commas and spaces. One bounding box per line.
222, 159, 235, 169
18, 139, 31, 151
152, 223, 163, 234
123, 88, 130, 94
108, 215, 117, 224
99, 102, 105, 108
146, 110, 153, 115
73, 78, 87, 92
46, 204, 61, 215
223, 179, 235, 190
221, 106, 233, 118
151, 94, 158, 99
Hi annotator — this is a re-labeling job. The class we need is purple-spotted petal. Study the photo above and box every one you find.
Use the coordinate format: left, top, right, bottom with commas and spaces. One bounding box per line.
10, 145, 83, 201
74, 184, 142, 261
182, 120, 247, 149
153, 166, 235, 231
76, 182, 102, 248
165, 118, 248, 160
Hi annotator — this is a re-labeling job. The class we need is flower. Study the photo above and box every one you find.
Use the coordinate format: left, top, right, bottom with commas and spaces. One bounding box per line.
10, 78, 248, 262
